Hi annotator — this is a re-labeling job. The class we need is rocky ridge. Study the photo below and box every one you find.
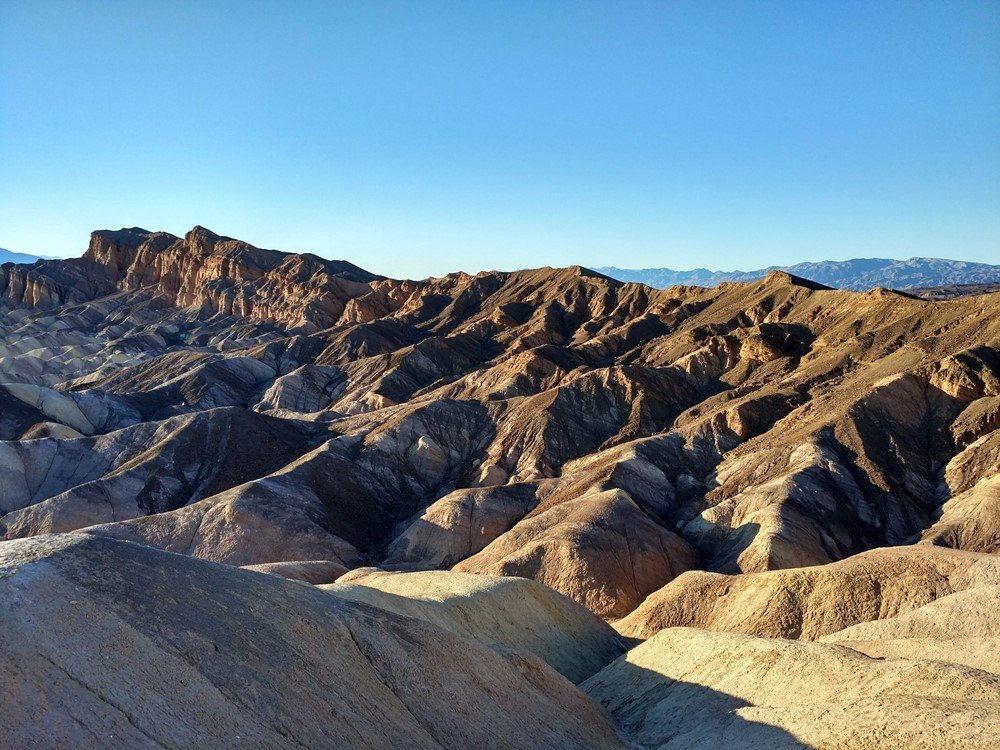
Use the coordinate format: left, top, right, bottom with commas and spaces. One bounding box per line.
0, 228, 997, 622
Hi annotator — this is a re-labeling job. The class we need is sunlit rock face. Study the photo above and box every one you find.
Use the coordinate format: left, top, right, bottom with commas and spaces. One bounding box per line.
82, 226, 394, 330
582, 626, 1000, 749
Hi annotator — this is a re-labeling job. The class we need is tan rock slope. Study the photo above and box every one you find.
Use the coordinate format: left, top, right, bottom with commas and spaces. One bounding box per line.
616, 545, 1000, 640
323, 568, 628, 682
821, 585, 1000, 674
0, 534, 628, 750
582, 627, 1000, 749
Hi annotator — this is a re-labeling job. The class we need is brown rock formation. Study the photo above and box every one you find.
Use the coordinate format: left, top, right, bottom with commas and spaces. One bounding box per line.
455, 488, 697, 618
3, 226, 1000, 746
83, 226, 394, 330
323, 569, 628, 681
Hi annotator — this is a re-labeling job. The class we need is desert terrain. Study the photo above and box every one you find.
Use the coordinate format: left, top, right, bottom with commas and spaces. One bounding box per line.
2, 227, 999, 748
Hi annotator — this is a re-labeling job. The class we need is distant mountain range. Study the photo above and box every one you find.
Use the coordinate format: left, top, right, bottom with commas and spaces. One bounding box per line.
597, 257, 1000, 291
0, 247, 55, 264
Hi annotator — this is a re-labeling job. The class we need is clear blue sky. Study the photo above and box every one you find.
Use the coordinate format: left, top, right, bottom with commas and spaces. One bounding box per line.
2, 1, 998, 278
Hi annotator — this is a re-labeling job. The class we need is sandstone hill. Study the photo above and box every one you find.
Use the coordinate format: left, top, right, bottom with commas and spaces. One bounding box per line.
583, 627, 1000, 749
821, 584, 1000, 674
615, 545, 1000, 640
323, 568, 629, 681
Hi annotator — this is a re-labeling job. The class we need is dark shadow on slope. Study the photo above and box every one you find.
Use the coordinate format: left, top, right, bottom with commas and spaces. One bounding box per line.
702, 522, 762, 573
584, 658, 813, 749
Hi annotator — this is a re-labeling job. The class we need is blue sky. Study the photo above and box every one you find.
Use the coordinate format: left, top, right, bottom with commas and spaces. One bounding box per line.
1, 1, 998, 278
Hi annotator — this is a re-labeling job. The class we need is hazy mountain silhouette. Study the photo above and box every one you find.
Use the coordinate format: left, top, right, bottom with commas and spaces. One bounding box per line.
599, 256, 1000, 291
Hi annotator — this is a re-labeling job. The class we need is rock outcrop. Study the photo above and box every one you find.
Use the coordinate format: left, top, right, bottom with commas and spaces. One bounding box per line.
3, 225, 1000, 746
455, 488, 698, 618
0, 408, 327, 538
383, 484, 539, 568
1, 226, 998, 625
83, 226, 393, 331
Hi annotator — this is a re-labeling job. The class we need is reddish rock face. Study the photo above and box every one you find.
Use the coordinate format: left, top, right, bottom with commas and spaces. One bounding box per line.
78, 226, 404, 331
1, 224, 422, 330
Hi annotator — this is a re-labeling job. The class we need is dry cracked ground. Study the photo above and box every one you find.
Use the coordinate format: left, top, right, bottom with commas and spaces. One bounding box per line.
2, 226, 999, 749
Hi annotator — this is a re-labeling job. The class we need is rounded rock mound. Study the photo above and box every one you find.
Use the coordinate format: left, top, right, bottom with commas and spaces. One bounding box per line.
324, 568, 629, 682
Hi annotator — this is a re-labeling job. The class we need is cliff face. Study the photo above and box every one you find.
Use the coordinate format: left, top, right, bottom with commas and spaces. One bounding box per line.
0, 263, 76, 309
81, 226, 410, 331
3, 226, 418, 331
0, 257, 118, 310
